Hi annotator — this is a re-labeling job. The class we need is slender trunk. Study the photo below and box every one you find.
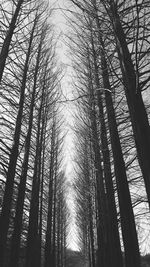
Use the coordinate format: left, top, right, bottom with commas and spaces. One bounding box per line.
51, 154, 57, 267
84, 141, 96, 267
25, 38, 43, 267
88, 235, 92, 267
44, 123, 55, 267
57, 200, 61, 267
34, 71, 47, 267
90, 99, 109, 267
0, 0, 24, 83
39, 161, 44, 266
25, 117, 41, 267
39, 110, 47, 266
63, 229, 67, 267
87, 52, 110, 267
35, 119, 44, 267
88, 196, 95, 267
25, 86, 45, 267
0, 12, 35, 266
60, 206, 65, 267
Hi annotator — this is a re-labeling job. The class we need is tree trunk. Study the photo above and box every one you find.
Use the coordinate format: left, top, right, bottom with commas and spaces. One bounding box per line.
57, 198, 61, 267
44, 121, 55, 267
88, 195, 96, 267
51, 151, 58, 267
25, 38, 43, 267
39, 107, 47, 267
89, 86, 109, 267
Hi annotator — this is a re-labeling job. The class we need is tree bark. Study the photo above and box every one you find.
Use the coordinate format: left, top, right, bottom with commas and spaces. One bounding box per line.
87, 72, 110, 267
51, 149, 58, 267
25, 37, 43, 267
44, 121, 56, 267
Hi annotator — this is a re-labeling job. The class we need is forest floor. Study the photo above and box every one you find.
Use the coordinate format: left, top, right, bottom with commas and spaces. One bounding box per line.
66, 249, 89, 267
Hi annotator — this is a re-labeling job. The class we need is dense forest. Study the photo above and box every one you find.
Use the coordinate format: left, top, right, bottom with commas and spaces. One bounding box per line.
0, 0, 150, 267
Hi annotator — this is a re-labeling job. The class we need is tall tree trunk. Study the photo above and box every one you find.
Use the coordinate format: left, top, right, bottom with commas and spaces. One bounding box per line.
87, 49, 111, 267
109, 0, 150, 209
88, 195, 96, 267
84, 140, 96, 267
88, 85, 109, 267
0, 0, 24, 84
62, 226, 67, 267
44, 122, 55, 267
0, 12, 36, 266
39, 107, 47, 267
25, 114, 42, 267
100, 33, 141, 267
25, 38, 43, 267
57, 198, 61, 267
51, 151, 58, 267
88, 234, 92, 267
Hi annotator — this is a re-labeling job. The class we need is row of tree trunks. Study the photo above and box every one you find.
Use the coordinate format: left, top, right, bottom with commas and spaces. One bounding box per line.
100, 35, 141, 267
9, 17, 39, 267
108, 0, 150, 209
0, 10, 38, 266
90, 15, 123, 267
0, 2, 68, 266
69, 0, 149, 266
